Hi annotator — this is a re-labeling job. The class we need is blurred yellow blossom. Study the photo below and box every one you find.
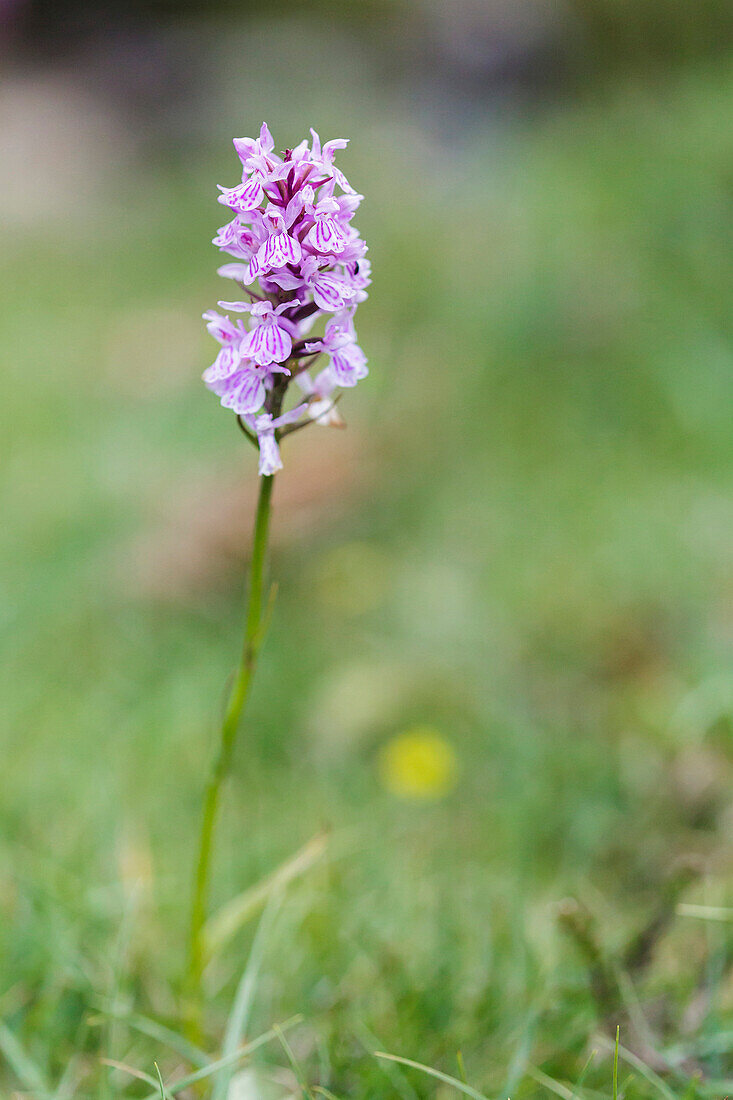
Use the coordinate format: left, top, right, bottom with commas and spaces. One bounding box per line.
378, 726, 457, 800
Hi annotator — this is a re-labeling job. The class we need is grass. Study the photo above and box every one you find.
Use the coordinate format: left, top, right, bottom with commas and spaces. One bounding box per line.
1, 53, 732, 1099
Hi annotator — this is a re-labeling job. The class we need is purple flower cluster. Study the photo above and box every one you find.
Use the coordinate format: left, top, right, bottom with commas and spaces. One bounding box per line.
203, 123, 370, 475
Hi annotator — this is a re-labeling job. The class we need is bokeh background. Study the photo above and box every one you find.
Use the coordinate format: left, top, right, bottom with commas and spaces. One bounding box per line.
1, 1, 732, 1096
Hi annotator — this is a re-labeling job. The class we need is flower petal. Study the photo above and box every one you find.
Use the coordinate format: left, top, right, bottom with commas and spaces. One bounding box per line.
217, 300, 252, 312
233, 134, 258, 157
313, 274, 353, 312
322, 138, 349, 161
204, 344, 241, 382
270, 402, 309, 429
217, 263, 251, 283
262, 230, 302, 269
203, 309, 236, 344
306, 215, 347, 255
219, 368, 266, 414
217, 177, 263, 213
257, 432, 282, 476
261, 321, 292, 364
259, 121, 274, 154
331, 343, 368, 387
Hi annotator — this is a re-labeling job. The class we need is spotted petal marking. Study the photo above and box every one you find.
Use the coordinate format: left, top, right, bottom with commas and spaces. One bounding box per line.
260, 230, 302, 270
217, 177, 263, 213
242, 320, 293, 366
311, 278, 340, 311
203, 344, 242, 382
312, 274, 355, 312
306, 215, 348, 255
261, 321, 292, 364
219, 368, 266, 415
331, 343, 368, 387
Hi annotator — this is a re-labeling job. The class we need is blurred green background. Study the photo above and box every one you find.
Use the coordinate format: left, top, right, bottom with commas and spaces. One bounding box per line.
1, 1, 732, 1096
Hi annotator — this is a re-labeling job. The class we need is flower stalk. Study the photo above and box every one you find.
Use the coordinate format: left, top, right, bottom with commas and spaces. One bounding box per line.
185, 469, 275, 1027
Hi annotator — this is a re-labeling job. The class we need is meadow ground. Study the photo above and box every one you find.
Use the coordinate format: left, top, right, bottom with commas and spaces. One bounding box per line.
1, 61, 732, 1098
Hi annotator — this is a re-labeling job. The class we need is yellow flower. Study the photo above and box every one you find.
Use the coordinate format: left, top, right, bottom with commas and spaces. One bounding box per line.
378, 727, 457, 801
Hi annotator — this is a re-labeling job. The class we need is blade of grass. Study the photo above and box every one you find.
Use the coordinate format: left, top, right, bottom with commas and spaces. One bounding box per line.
356, 1022, 419, 1100
676, 904, 733, 922
93, 1004, 209, 1068
690, 1078, 733, 1097
665, 1031, 733, 1060
203, 832, 328, 963
374, 1052, 493, 1100
53, 1015, 90, 1100
53, 1056, 84, 1100
0, 1021, 52, 1097
528, 1067, 575, 1100
613, 1027, 619, 1100
212, 888, 283, 1100
136, 1016, 302, 1100
100, 1058, 159, 1089
101, 881, 141, 1100
503, 1005, 540, 1097
617, 973, 658, 1057
275, 1021, 313, 1100
597, 1035, 676, 1100
154, 1061, 174, 1100
573, 1050, 597, 1100
314, 1030, 331, 1093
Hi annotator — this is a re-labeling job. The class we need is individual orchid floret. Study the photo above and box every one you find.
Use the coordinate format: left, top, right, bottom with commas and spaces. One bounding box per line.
202, 310, 246, 380
305, 197, 349, 255
305, 313, 368, 387
309, 129, 355, 195
245, 404, 309, 476
212, 218, 266, 267
296, 255, 356, 311
297, 366, 345, 428
233, 121, 275, 174
205, 364, 267, 415
219, 299, 294, 367
257, 218, 302, 272
202, 123, 370, 472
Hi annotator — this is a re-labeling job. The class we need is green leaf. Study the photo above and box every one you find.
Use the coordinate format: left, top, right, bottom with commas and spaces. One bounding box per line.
0, 1022, 51, 1097
212, 889, 283, 1100
374, 1052, 494, 1100
203, 832, 328, 963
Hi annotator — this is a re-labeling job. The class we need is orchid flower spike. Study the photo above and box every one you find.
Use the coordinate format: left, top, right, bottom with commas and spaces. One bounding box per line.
203, 123, 370, 473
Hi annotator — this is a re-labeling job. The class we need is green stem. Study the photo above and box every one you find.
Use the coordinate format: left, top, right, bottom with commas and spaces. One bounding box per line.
185, 472, 275, 1030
